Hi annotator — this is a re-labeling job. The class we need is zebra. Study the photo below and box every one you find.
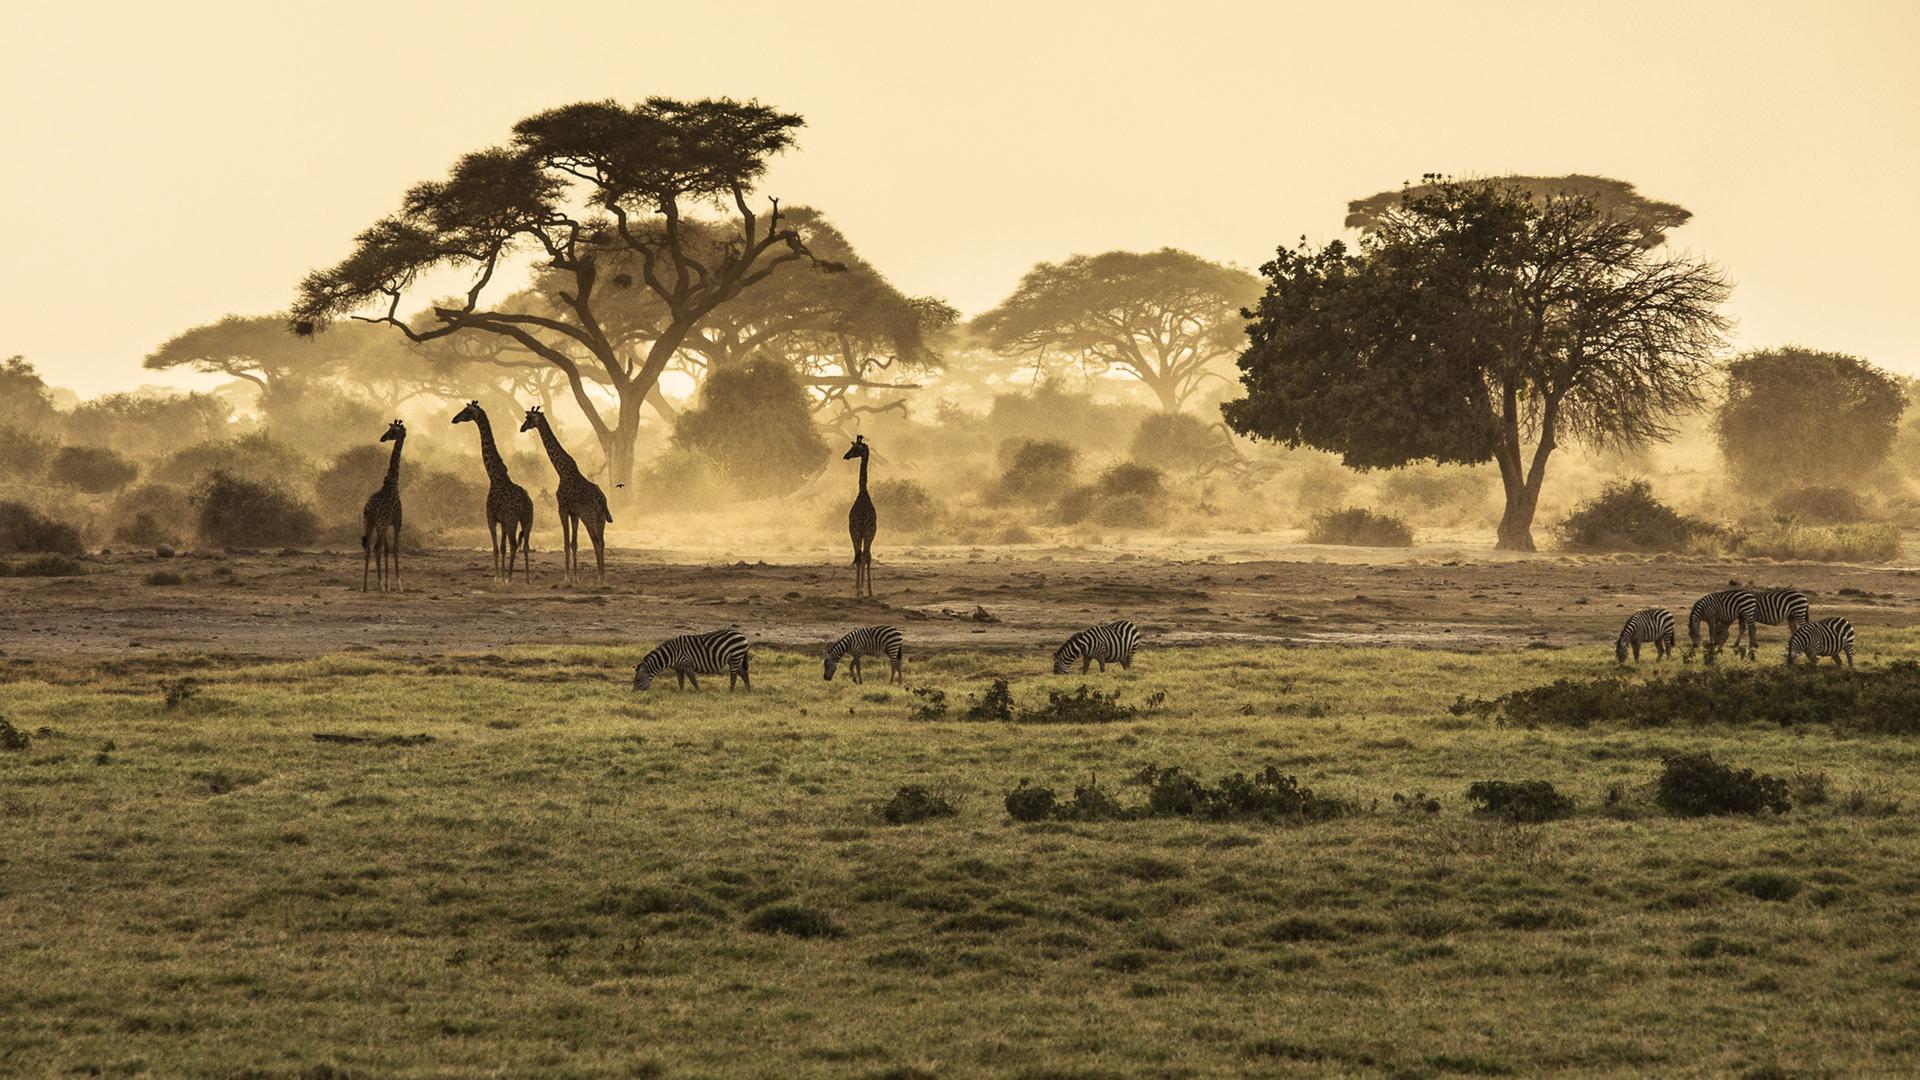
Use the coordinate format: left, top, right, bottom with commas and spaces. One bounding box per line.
1751, 587, 1811, 651
1686, 589, 1758, 662
1615, 608, 1676, 663
1786, 616, 1854, 667
632, 629, 751, 691
824, 625, 906, 685
1053, 619, 1141, 675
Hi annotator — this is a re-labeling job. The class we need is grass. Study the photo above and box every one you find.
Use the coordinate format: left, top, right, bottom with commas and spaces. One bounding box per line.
1729, 521, 1902, 563
4, 641, 1920, 1076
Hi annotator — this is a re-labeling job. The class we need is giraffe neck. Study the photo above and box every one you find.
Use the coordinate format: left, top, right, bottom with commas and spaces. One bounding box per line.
535, 417, 581, 480
472, 410, 511, 485
383, 433, 405, 489
858, 452, 869, 494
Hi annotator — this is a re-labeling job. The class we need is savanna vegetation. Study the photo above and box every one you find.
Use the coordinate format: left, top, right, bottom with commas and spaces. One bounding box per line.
5, 639, 1919, 1076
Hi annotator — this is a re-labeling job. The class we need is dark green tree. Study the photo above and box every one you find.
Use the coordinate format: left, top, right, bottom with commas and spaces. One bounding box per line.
1715, 347, 1905, 493
292, 97, 833, 489
974, 249, 1260, 412
1346, 174, 1692, 249
1225, 177, 1729, 551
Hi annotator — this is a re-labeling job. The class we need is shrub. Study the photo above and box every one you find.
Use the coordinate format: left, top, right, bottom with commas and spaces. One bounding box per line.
881, 786, 956, 824
906, 687, 948, 722
964, 680, 1016, 723
155, 433, 316, 491
47, 445, 138, 493
1017, 686, 1135, 724
68, 391, 233, 459
1130, 413, 1233, 471
744, 903, 845, 939
673, 360, 829, 498
637, 446, 734, 511
314, 445, 390, 524
0, 718, 29, 751
143, 570, 186, 586
111, 484, 193, 547
1655, 752, 1790, 817
1770, 485, 1869, 524
1, 554, 87, 577
194, 472, 319, 548
0, 501, 83, 554
0, 425, 56, 479
407, 469, 487, 534
995, 439, 1079, 503
1056, 464, 1171, 527
871, 479, 942, 531
1467, 663, 1920, 735
1136, 764, 1352, 822
1728, 521, 1900, 563
1554, 479, 1713, 552
1466, 780, 1575, 822
1004, 781, 1057, 822
1306, 507, 1414, 547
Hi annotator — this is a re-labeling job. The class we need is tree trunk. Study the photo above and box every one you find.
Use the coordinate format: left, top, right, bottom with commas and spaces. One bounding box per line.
603, 393, 644, 491
1495, 477, 1539, 552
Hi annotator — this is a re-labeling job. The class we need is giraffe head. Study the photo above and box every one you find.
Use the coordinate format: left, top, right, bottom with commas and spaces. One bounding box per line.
519, 406, 544, 434
379, 419, 405, 443
452, 400, 483, 425
843, 434, 869, 461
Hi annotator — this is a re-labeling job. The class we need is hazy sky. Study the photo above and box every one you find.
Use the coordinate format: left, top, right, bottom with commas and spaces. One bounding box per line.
3, 0, 1915, 397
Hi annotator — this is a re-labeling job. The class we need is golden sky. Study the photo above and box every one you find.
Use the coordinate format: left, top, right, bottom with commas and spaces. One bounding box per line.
2, 0, 1915, 396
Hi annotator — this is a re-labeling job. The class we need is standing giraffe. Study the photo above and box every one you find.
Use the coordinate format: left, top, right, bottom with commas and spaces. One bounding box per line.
519, 406, 611, 584
453, 401, 534, 582
844, 435, 877, 598
361, 419, 406, 593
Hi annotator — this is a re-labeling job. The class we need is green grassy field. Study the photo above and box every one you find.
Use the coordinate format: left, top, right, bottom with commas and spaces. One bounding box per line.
4, 640, 1920, 1078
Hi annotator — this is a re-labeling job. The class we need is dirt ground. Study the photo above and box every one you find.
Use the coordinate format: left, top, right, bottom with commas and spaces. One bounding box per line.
4, 533, 1916, 661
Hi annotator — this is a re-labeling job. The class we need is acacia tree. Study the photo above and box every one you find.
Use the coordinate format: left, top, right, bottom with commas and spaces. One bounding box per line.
972, 249, 1259, 412
146, 315, 358, 392
1346, 174, 1692, 248
1225, 177, 1730, 551
1715, 347, 1904, 493
292, 97, 832, 487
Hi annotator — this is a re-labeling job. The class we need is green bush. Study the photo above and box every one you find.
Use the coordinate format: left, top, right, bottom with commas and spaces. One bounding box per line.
1554, 479, 1713, 552
1459, 663, 1920, 736
46, 445, 139, 493
1306, 507, 1414, 547
963, 680, 1016, 723
1770, 485, 1869, 524
1655, 752, 1790, 817
1136, 764, 1353, 822
1004, 781, 1058, 822
1130, 413, 1233, 471
194, 472, 319, 548
1466, 780, 1575, 822
0, 501, 83, 554
1017, 686, 1136, 724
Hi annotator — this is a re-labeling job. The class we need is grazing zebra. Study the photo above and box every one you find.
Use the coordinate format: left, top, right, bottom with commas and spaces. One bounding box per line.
824, 625, 906, 685
1053, 619, 1141, 675
1750, 587, 1811, 651
1616, 608, 1677, 663
1786, 616, 1854, 667
1686, 589, 1758, 661
632, 629, 752, 691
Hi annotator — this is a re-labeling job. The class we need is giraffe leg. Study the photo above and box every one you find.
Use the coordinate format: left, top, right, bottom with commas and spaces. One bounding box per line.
489, 519, 502, 580
585, 519, 606, 584
390, 525, 402, 593
519, 520, 533, 583
362, 530, 371, 592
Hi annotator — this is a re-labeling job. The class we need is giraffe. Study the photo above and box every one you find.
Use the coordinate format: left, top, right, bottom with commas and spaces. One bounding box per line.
453, 401, 535, 582
519, 406, 611, 584
361, 419, 406, 593
844, 435, 877, 598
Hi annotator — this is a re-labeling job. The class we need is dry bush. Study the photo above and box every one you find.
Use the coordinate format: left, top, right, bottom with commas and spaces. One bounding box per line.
1306, 507, 1413, 547
0, 425, 56, 480
314, 445, 389, 524
1130, 413, 1233, 472
156, 433, 317, 492
995, 439, 1080, 503
638, 447, 735, 512
194, 472, 319, 548
0, 500, 83, 554
871, 479, 943, 531
1770, 485, 1870, 524
46, 445, 139, 493
1554, 479, 1715, 552
110, 484, 193, 547
1378, 463, 1499, 525
1729, 521, 1900, 563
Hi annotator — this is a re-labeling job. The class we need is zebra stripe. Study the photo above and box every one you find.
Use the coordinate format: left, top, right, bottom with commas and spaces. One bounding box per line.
1616, 608, 1676, 663
632, 628, 752, 691
1053, 619, 1141, 675
1686, 589, 1759, 660
1786, 617, 1854, 668
1751, 588, 1810, 628
825, 625, 906, 685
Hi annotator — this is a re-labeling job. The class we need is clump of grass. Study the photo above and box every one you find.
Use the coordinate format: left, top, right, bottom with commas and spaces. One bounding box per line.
1727, 521, 1900, 563
1465, 663, 1920, 735
1770, 485, 1869, 524
143, 569, 186, 586
0, 718, 30, 751
744, 903, 845, 939
905, 687, 948, 721
1655, 752, 1790, 817
161, 677, 200, 711
1466, 780, 1575, 823
881, 786, 957, 824
0, 553, 87, 577
1005, 780, 1058, 822
1726, 871, 1802, 902
1306, 506, 1414, 547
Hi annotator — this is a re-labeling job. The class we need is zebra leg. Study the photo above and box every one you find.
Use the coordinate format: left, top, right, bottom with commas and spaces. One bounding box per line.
1845, 646, 1854, 669
739, 658, 751, 691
